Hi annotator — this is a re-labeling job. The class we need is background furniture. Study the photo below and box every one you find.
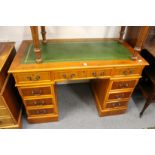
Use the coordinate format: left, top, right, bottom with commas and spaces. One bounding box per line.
9, 27, 148, 123
0, 42, 22, 128
126, 26, 155, 117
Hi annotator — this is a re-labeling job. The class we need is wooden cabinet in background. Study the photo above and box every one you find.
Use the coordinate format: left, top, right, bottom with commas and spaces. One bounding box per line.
0, 43, 22, 128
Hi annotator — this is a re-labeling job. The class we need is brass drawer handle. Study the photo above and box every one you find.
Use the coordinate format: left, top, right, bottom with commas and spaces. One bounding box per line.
34, 100, 45, 105
62, 74, 67, 79
129, 70, 134, 74
112, 103, 116, 107
92, 72, 97, 77
124, 83, 129, 87
39, 109, 47, 114
118, 83, 129, 88
32, 90, 42, 96
70, 74, 76, 78
118, 83, 123, 88
100, 71, 105, 76
27, 75, 40, 81
118, 103, 121, 106
123, 70, 128, 75
115, 94, 124, 98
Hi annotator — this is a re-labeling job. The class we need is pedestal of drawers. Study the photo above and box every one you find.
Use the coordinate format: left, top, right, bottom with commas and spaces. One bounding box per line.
17, 83, 58, 123
92, 77, 139, 116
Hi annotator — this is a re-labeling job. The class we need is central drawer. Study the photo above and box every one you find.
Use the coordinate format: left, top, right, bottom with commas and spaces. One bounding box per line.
54, 68, 112, 81
24, 98, 54, 106
108, 92, 131, 100
28, 107, 55, 116
20, 86, 52, 97
88, 69, 112, 78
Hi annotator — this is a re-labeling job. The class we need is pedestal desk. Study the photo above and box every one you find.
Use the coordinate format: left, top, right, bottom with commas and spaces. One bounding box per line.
8, 27, 148, 123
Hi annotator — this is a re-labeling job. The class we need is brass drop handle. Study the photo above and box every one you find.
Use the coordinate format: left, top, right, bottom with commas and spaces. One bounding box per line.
70, 74, 75, 78
123, 70, 128, 75
115, 93, 124, 98
123, 83, 129, 87
92, 72, 97, 77
32, 90, 42, 96
63, 74, 67, 78
27, 75, 40, 81
118, 83, 123, 88
129, 70, 134, 74
100, 72, 105, 76
27, 76, 32, 81
34, 75, 40, 81
118, 103, 121, 106
112, 103, 116, 107
39, 109, 47, 114
34, 100, 45, 105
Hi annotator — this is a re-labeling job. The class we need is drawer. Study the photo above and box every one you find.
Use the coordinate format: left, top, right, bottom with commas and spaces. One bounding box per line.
20, 86, 51, 97
106, 101, 128, 109
111, 80, 137, 90
28, 108, 54, 116
54, 71, 80, 80
113, 67, 141, 76
15, 72, 51, 83
0, 117, 14, 127
108, 92, 131, 100
88, 69, 111, 78
24, 98, 54, 106
0, 108, 10, 116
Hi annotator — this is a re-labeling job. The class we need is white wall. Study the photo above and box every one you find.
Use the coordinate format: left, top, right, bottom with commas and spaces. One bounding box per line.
0, 26, 121, 50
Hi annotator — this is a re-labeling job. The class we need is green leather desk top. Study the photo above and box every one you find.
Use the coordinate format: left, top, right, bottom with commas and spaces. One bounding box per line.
22, 41, 132, 64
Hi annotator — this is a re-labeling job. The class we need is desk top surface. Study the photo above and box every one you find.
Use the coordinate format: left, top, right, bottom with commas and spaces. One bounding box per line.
9, 39, 148, 73
23, 40, 131, 64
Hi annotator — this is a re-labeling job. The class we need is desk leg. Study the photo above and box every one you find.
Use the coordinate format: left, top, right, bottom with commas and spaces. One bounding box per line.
30, 26, 42, 63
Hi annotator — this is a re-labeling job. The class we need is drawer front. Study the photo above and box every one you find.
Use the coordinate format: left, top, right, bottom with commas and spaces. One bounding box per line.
88, 69, 111, 78
0, 117, 14, 127
106, 101, 128, 109
28, 108, 54, 116
111, 80, 137, 90
108, 92, 131, 100
54, 71, 80, 80
0, 108, 10, 116
25, 98, 54, 106
15, 72, 51, 83
20, 86, 51, 97
54, 68, 112, 81
113, 67, 141, 76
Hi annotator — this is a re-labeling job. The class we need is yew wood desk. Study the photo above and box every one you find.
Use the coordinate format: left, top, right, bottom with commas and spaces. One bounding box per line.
9, 39, 148, 123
